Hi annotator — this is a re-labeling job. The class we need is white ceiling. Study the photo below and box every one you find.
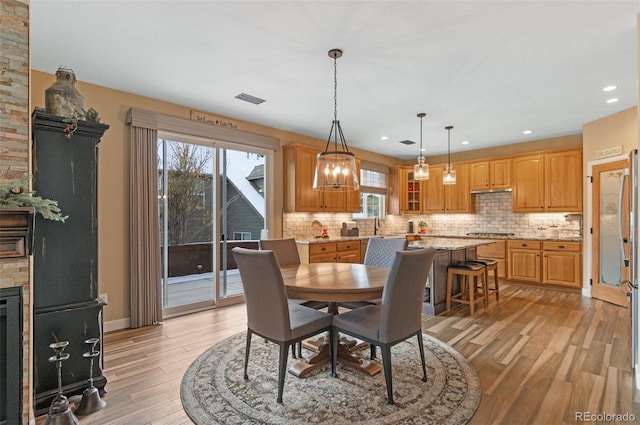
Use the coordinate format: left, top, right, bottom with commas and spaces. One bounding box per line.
30, 1, 640, 160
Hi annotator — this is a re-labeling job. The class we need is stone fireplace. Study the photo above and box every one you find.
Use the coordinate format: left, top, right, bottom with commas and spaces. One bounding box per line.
0, 1, 32, 423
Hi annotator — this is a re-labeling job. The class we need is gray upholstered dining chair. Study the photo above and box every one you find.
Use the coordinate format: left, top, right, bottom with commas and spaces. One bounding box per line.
232, 247, 334, 403
339, 237, 409, 310
258, 238, 327, 309
259, 238, 328, 358
331, 247, 437, 405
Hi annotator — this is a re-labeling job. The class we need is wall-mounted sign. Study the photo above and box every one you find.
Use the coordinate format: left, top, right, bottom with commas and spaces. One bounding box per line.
596, 145, 623, 159
190, 110, 242, 130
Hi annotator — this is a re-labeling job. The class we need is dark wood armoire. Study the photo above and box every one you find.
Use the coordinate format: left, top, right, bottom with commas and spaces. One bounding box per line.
31, 109, 109, 414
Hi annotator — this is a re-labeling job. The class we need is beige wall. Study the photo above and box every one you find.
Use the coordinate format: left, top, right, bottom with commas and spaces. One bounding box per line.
31, 70, 404, 324
583, 106, 637, 159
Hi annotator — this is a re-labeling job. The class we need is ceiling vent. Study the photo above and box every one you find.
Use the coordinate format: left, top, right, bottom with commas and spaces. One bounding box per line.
399, 139, 415, 145
235, 93, 266, 105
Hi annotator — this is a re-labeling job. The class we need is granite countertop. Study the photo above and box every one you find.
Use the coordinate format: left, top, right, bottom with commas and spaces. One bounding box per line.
295, 234, 582, 245
295, 236, 371, 245
408, 237, 495, 250
422, 233, 583, 242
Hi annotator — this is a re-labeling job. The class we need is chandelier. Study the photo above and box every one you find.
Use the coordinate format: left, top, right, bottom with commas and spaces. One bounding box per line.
413, 112, 429, 180
312, 49, 359, 192
443, 125, 457, 185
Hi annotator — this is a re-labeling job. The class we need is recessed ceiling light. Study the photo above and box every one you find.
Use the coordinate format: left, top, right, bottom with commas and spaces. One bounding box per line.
461, 140, 470, 145
380, 136, 388, 141
603, 85, 617, 92
523, 130, 533, 135
606, 98, 619, 104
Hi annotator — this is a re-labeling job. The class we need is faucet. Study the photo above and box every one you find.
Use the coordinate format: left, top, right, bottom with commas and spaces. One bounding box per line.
373, 217, 381, 235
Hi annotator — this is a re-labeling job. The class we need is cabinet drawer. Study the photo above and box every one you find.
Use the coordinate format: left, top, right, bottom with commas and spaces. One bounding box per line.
309, 243, 336, 256
337, 241, 359, 251
310, 252, 338, 263
507, 240, 541, 250
542, 241, 581, 252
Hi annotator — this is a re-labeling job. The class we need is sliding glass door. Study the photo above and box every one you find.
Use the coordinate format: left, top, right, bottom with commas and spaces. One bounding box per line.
158, 137, 268, 315
158, 139, 216, 313
219, 148, 266, 298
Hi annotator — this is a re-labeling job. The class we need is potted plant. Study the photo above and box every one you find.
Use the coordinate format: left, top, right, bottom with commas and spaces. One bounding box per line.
418, 221, 428, 234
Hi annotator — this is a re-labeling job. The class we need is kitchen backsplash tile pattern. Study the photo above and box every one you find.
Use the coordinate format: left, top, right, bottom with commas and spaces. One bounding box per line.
283, 192, 582, 239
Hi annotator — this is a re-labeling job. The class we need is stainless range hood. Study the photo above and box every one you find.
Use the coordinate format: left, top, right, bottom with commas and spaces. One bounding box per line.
470, 188, 513, 194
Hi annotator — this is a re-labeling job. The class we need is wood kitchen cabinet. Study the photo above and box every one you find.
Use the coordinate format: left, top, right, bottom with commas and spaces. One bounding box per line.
512, 149, 582, 212
389, 166, 424, 215
283, 144, 360, 213
507, 240, 541, 282
476, 240, 507, 278
545, 150, 582, 212
299, 240, 362, 264
336, 241, 361, 263
423, 163, 473, 213
542, 241, 582, 288
470, 158, 511, 191
507, 239, 582, 288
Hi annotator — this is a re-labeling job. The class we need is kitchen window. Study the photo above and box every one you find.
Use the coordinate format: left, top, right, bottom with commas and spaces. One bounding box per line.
354, 162, 388, 219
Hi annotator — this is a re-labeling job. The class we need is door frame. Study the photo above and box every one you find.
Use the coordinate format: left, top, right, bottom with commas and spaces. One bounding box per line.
586, 153, 630, 307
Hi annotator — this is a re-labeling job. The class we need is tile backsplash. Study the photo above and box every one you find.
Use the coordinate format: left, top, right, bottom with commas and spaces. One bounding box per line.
283, 192, 582, 239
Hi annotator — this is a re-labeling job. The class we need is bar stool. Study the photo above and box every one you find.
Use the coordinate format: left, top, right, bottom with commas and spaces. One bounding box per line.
446, 262, 487, 314
467, 258, 500, 303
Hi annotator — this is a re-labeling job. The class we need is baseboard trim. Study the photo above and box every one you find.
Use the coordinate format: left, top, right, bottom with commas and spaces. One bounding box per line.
104, 317, 130, 333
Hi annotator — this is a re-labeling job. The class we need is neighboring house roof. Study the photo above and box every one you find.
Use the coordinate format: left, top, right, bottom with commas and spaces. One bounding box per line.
223, 150, 265, 217
246, 164, 264, 181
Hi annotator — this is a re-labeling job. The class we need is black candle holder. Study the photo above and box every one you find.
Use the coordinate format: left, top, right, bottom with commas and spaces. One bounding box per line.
75, 337, 106, 415
44, 341, 79, 425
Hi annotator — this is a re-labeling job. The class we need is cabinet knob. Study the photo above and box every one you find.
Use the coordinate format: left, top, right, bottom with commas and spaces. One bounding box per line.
321, 247, 326, 251
522, 243, 527, 247
558, 245, 565, 249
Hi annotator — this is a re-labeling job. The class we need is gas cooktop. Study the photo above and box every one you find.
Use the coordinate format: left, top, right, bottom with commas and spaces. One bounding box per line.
466, 232, 515, 238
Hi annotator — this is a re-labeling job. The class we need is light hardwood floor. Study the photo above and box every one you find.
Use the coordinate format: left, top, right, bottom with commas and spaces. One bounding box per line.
36, 283, 640, 425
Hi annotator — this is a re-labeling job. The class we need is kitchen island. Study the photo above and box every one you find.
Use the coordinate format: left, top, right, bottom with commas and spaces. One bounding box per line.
408, 238, 494, 315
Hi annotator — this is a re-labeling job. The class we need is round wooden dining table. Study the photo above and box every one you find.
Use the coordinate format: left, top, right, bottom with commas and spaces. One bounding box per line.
280, 262, 389, 377
281, 262, 388, 314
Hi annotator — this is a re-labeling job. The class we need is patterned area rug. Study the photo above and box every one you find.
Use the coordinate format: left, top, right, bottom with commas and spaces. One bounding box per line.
181, 332, 480, 424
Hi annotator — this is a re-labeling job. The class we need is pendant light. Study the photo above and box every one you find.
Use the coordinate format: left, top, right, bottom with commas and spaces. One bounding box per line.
413, 113, 429, 180
442, 125, 457, 185
312, 49, 359, 192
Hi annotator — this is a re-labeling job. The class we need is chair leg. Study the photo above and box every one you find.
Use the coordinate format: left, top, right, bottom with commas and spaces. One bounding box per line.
493, 266, 500, 301
381, 344, 394, 405
370, 343, 377, 360
244, 329, 252, 380
277, 342, 289, 403
483, 267, 490, 308
446, 270, 453, 311
468, 276, 475, 314
331, 328, 339, 377
291, 344, 297, 359
416, 332, 427, 383
297, 341, 302, 358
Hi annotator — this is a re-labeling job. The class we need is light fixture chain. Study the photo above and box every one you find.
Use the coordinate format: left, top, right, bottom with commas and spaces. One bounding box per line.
333, 55, 338, 123
420, 115, 423, 152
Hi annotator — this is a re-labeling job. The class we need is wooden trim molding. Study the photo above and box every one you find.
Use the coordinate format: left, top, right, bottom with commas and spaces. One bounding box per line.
126, 107, 281, 151
0, 207, 34, 259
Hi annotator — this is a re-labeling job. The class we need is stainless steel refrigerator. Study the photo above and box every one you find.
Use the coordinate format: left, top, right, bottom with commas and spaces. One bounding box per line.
621, 149, 639, 376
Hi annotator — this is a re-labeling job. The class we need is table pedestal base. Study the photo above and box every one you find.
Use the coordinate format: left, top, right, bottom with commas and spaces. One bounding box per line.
288, 339, 381, 378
